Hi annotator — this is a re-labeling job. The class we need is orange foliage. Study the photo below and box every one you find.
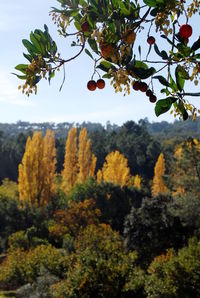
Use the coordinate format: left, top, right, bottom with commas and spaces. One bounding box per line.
54, 198, 101, 236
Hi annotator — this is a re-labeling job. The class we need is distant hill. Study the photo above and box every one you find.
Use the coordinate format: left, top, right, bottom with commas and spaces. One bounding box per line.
0, 117, 200, 140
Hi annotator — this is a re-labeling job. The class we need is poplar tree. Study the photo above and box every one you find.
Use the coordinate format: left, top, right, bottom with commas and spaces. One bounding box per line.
62, 127, 96, 193
77, 128, 96, 183
61, 127, 78, 194
152, 153, 168, 197
18, 130, 56, 207
98, 150, 131, 187
133, 175, 141, 190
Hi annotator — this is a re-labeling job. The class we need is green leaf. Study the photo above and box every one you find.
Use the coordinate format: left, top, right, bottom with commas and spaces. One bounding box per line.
169, 74, 178, 92
88, 38, 99, 54
15, 64, 28, 74
134, 61, 148, 69
30, 32, 46, 56
177, 101, 188, 120
143, 0, 157, 7
150, 8, 158, 16
160, 34, 175, 47
119, 1, 130, 16
102, 73, 112, 79
175, 65, 187, 91
85, 49, 94, 60
155, 97, 177, 116
191, 37, 200, 52
12, 73, 27, 80
100, 60, 114, 69
97, 60, 116, 72
35, 29, 47, 43
177, 43, 191, 57
154, 44, 168, 59
153, 75, 170, 87
23, 53, 32, 62
132, 66, 156, 79
22, 39, 40, 54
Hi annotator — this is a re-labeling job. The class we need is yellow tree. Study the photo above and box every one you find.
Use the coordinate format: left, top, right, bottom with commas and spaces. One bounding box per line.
77, 128, 96, 183
61, 127, 78, 194
97, 150, 131, 187
62, 127, 96, 193
18, 130, 56, 207
152, 153, 168, 197
133, 175, 141, 190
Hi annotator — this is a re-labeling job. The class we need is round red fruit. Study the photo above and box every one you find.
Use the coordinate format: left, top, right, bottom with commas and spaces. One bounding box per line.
149, 94, 157, 103
132, 81, 140, 91
146, 89, 153, 97
81, 21, 90, 32
139, 82, 148, 92
147, 36, 155, 45
179, 24, 192, 39
97, 79, 105, 89
87, 80, 96, 91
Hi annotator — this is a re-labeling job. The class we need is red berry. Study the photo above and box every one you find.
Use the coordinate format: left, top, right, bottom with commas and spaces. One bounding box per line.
87, 80, 96, 91
146, 89, 153, 97
81, 21, 90, 32
149, 94, 157, 103
132, 81, 141, 91
139, 82, 148, 92
147, 36, 155, 45
179, 24, 192, 39
97, 79, 105, 89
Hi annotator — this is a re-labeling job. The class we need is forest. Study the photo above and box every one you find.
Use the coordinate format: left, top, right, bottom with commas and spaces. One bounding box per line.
0, 118, 200, 297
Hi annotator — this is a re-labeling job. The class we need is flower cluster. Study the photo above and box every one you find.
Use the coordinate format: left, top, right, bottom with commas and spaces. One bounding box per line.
109, 68, 131, 95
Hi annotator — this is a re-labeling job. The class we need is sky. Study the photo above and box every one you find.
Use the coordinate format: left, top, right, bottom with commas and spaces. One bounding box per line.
0, 1, 199, 125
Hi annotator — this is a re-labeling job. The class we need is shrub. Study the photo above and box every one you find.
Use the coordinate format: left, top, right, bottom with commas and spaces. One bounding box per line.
0, 245, 67, 290
145, 238, 200, 298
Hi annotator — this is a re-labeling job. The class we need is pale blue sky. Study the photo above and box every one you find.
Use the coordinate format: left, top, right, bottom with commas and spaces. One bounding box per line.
0, 1, 199, 125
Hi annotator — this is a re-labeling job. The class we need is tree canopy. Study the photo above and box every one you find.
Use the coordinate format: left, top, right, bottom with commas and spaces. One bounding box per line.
14, 0, 200, 120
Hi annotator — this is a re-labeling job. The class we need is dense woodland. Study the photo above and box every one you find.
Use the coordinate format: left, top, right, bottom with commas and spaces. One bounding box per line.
0, 119, 200, 297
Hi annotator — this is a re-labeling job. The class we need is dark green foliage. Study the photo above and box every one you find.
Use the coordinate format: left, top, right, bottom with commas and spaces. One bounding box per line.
0, 197, 49, 253
145, 238, 200, 298
51, 225, 145, 298
0, 133, 27, 182
124, 195, 187, 266
68, 177, 143, 233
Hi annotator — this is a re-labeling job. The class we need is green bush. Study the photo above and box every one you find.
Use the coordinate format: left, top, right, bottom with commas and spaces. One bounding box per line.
51, 224, 145, 298
0, 245, 67, 290
145, 238, 200, 298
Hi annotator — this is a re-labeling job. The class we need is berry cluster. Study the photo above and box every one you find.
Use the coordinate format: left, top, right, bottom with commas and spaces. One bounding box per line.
132, 81, 157, 103
87, 79, 105, 91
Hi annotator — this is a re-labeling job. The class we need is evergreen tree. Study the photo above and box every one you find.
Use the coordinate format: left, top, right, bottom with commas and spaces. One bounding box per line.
18, 130, 56, 207
171, 138, 200, 197
152, 153, 168, 197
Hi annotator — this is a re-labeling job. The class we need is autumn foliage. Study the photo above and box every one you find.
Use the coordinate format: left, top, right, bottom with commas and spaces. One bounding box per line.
152, 153, 168, 197
97, 150, 131, 187
18, 130, 56, 207
62, 127, 96, 194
